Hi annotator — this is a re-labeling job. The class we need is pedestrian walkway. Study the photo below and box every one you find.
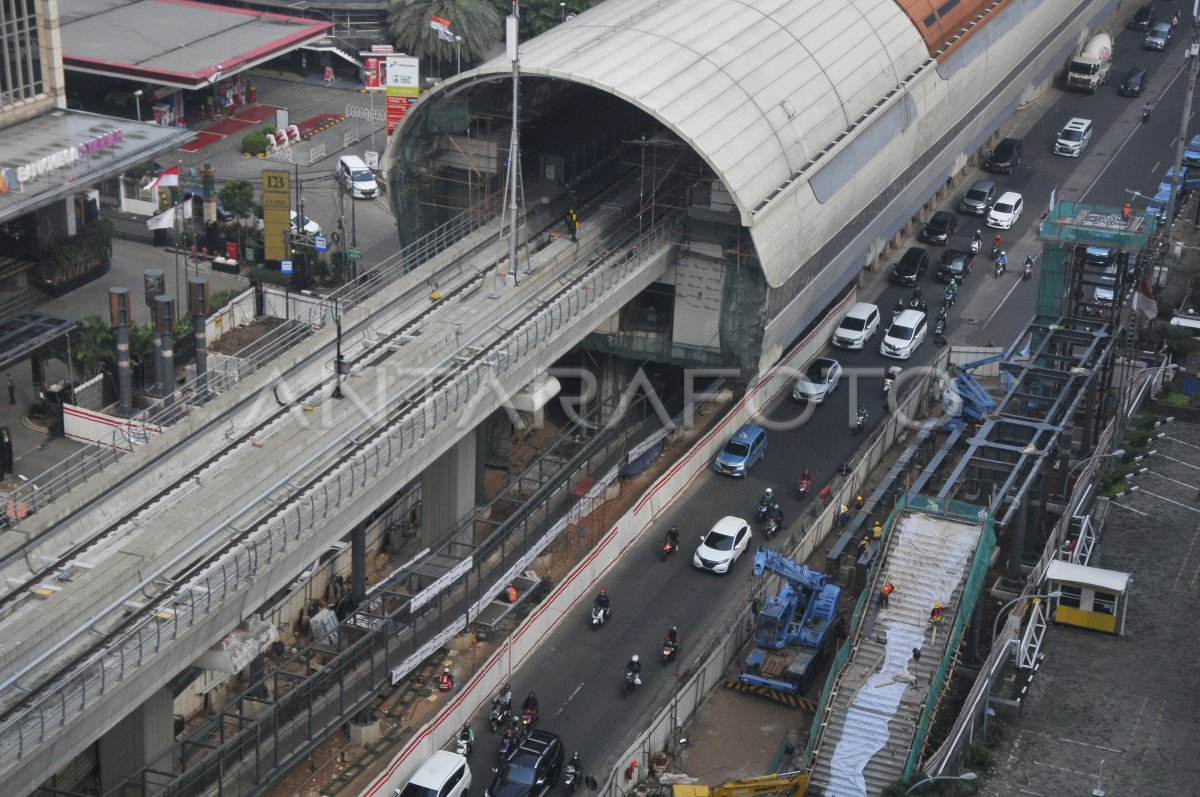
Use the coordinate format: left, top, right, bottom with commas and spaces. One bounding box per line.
178, 105, 278, 152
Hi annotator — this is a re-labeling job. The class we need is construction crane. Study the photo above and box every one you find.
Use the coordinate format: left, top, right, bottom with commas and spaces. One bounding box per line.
735, 548, 841, 697
941, 352, 1009, 429
672, 771, 810, 797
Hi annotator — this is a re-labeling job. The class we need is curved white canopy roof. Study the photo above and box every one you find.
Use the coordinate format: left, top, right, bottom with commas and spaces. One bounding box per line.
460, 0, 931, 285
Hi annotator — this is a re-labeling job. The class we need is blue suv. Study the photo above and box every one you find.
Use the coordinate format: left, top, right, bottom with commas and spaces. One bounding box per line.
712, 423, 767, 477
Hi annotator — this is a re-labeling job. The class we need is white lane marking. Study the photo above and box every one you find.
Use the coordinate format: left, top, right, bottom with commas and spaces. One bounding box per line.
1109, 501, 1149, 516
555, 682, 585, 716
1144, 470, 1198, 491
1136, 488, 1200, 513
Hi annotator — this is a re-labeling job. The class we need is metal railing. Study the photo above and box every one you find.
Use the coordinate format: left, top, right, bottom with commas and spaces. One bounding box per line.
3, 198, 502, 517
0, 217, 680, 781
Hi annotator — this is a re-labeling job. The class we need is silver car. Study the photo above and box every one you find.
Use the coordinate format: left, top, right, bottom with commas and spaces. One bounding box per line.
791, 357, 842, 403
1144, 22, 1172, 50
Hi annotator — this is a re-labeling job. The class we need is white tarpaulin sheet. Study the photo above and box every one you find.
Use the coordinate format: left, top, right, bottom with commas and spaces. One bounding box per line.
825, 513, 981, 797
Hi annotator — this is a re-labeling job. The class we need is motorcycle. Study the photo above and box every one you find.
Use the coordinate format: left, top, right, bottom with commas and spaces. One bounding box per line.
498, 730, 518, 760
660, 527, 679, 561
1023, 260, 1033, 281
908, 297, 927, 313
520, 706, 538, 731
1142, 104, 1152, 123
488, 701, 508, 733
855, 408, 868, 435
892, 302, 905, 322
621, 668, 641, 698
933, 315, 946, 336
970, 237, 981, 254
754, 501, 769, 524
991, 242, 1002, 259
661, 638, 679, 665
883, 366, 901, 398
798, 470, 813, 499
455, 734, 474, 758
764, 515, 779, 538
994, 257, 1007, 278
590, 604, 610, 630
563, 764, 581, 795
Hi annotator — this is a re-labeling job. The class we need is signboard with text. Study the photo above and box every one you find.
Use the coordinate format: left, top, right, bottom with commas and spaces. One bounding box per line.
262, 169, 291, 262
385, 55, 419, 136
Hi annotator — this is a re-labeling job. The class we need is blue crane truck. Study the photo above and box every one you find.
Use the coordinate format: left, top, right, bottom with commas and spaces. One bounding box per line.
737, 548, 842, 696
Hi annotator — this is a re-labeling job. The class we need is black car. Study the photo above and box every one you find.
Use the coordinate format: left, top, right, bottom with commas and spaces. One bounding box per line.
919, 211, 957, 244
1119, 67, 1148, 97
1129, 3, 1155, 30
486, 730, 564, 797
936, 249, 974, 283
179, 189, 234, 222
984, 138, 1022, 174
889, 246, 930, 286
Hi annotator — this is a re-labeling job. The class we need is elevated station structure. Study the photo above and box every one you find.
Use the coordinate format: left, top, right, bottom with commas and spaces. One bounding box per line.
0, 0, 1123, 793
389, 0, 1115, 375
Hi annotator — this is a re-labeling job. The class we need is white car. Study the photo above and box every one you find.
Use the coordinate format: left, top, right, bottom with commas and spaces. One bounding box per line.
792, 357, 842, 403
693, 516, 751, 574
880, 309, 928, 360
290, 210, 322, 236
986, 191, 1023, 229
832, 302, 880, 349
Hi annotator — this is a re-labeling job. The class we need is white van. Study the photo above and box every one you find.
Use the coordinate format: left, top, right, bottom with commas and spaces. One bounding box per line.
396, 751, 471, 797
337, 154, 380, 198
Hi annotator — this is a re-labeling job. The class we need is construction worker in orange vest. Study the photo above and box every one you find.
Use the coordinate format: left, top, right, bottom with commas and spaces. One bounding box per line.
879, 582, 895, 609
504, 584, 518, 602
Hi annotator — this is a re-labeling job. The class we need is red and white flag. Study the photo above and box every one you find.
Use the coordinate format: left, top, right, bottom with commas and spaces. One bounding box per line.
430, 14, 454, 42
1131, 278, 1158, 320
145, 165, 180, 191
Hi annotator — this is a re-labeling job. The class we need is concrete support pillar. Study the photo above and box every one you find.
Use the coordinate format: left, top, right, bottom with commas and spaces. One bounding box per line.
595, 354, 624, 428
351, 520, 366, 608
420, 433, 478, 545
99, 687, 173, 793
1006, 496, 1026, 582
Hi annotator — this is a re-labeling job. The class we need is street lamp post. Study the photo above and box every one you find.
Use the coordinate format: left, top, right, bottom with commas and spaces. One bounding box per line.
1058, 448, 1126, 550
982, 591, 1062, 738
455, 35, 462, 74
134, 89, 143, 122
904, 773, 977, 795
561, 2, 566, 22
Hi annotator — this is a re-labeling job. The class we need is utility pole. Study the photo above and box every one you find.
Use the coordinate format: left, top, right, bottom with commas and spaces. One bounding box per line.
491, 2, 523, 298
1167, 35, 1199, 229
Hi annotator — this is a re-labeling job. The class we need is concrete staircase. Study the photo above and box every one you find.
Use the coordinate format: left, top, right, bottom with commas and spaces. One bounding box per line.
806, 514, 979, 796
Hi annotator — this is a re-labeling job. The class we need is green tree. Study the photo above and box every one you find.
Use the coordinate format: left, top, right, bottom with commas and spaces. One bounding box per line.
490, 0, 602, 39
219, 179, 256, 221
389, 0, 503, 63
66, 315, 117, 380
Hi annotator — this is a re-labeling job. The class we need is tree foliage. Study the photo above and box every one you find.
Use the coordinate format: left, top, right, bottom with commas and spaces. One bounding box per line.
389, 0, 503, 63
219, 179, 256, 220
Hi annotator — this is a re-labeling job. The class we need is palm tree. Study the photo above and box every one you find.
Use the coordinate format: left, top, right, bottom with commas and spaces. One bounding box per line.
389, 0, 503, 64
69, 315, 117, 380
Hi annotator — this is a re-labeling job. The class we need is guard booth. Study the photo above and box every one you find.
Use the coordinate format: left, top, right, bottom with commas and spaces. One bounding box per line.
1045, 559, 1131, 635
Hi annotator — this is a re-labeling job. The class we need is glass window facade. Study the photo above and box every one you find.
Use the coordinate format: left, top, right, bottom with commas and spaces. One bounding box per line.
0, 0, 43, 108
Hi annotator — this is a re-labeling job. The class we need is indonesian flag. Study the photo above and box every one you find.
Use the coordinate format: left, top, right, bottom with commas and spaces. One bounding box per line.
430, 14, 454, 42
1131, 278, 1158, 320
145, 165, 180, 191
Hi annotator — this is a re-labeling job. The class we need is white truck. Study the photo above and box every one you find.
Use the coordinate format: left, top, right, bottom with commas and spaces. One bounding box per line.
1067, 31, 1113, 92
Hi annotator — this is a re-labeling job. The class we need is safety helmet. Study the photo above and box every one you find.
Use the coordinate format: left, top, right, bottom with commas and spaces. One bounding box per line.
1000, 250, 1006, 256
504, 682, 511, 690
934, 602, 942, 609
765, 488, 773, 497
600, 587, 607, 595
631, 654, 639, 663
671, 625, 678, 633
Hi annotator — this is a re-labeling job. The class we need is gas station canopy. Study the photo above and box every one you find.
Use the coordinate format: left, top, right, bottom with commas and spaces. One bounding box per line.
60, 0, 332, 91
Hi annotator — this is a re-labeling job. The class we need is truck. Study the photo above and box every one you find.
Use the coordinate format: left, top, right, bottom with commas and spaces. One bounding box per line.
736, 548, 841, 697
1067, 31, 1113, 92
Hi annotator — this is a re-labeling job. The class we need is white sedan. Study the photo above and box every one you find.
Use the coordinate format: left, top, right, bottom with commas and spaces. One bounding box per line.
792, 357, 842, 403
693, 516, 751, 574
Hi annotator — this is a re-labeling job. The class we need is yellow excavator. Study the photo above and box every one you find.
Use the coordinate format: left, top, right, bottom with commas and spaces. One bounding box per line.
672, 771, 809, 797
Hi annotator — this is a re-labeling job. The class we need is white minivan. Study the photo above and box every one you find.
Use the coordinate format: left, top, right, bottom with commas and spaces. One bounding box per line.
396, 751, 472, 797
880, 309, 928, 360
337, 154, 380, 198
832, 302, 881, 349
